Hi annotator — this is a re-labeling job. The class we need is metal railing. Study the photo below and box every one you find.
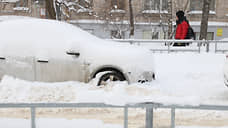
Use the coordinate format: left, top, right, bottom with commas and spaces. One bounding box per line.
110, 39, 228, 53
1, 102, 228, 128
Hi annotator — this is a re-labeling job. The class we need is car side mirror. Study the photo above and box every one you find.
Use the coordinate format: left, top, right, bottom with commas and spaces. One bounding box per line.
66, 51, 80, 57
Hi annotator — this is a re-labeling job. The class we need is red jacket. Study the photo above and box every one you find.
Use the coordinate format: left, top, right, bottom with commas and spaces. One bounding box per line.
175, 21, 189, 39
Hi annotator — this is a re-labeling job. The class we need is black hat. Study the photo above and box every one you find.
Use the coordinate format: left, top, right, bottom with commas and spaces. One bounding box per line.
176, 10, 185, 19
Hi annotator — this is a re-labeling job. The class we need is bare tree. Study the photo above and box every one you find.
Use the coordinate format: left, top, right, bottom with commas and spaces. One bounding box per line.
45, 0, 93, 20
93, 0, 130, 39
199, 0, 211, 40
45, 0, 56, 19
167, 0, 172, 39
183, 0, 190, 12
129, 0, 134, 37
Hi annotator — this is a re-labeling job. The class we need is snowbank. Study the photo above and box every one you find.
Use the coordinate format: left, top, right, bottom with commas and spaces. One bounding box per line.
0, 118, 228, 128
0, 118, 121, 128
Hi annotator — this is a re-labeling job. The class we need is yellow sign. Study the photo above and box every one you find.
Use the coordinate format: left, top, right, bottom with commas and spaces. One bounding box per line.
217, 28, 223, 36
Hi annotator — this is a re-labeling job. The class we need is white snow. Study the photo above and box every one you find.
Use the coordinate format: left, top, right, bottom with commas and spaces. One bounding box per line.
13, 7, 29, 11
0, 19, 100, 58
188, 10, 216, 15
0, 53, 227, 106
0, 118, 228, 128
0, 118, 122, 128
0, 0, 19, 2
110, 9, 126, 14
189, 21, 228, 26
76, 8, 93, 13
142, 10, 168, 14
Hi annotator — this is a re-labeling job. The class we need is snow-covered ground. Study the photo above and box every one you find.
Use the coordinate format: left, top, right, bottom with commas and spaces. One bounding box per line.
0, 118, 227, 128
0, 118, 122, 128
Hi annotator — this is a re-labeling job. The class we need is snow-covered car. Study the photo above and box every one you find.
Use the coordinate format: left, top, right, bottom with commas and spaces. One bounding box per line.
0, 18, 155, 85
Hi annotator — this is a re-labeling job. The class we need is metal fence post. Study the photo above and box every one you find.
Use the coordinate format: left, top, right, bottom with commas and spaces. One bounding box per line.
198, 41, 201, 53
31, 107, 36, 128
171, 108, 175, 128
124, 107, 128, 128
146, 108, 153, 128
206, 40, 210, 52
168, 42, 171, 53
215, 41, 218, 53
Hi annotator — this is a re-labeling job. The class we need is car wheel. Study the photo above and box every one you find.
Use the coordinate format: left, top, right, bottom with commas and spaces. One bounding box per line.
97, 71, 125, 86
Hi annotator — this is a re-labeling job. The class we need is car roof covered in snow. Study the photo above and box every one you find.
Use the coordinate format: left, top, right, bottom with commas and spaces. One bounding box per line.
0, 18, 154, 71
0, 18, 101, 57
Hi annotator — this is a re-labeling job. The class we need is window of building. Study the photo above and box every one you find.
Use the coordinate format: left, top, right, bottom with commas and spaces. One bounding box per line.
111, 30, 125, 39
111, 0, 125, 10
144, 0, 168, 11
190, 0, 215, 11
15, 0, 28, 7
195, 32, 214, 40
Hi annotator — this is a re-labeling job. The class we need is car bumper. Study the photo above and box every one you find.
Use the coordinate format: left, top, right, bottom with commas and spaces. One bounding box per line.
126, 71, 155, 84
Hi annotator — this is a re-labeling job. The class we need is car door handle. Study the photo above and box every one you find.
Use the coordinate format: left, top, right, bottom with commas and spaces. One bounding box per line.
66, 51, 80, 57
0, 57, 5, 60
37, 60, 49, 63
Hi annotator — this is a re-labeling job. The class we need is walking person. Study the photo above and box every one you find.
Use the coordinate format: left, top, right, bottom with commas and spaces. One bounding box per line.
174, 10, 191, 46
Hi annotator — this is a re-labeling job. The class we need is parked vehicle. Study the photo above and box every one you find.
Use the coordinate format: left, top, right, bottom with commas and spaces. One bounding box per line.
0, 18, 155, 85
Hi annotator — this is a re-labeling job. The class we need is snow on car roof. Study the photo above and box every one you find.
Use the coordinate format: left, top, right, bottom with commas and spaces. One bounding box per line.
0, 18, 154, 72
0, 18, 101, 57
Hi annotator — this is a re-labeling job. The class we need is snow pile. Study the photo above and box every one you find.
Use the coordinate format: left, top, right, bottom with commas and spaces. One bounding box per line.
0, 118, 228, 128
0, 76, 77, 103
0, 53, 227, 106
0, 0, 19, 2
0, 118, 121, 128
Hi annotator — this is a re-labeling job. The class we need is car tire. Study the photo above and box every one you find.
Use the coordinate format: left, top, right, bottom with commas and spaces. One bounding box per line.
97, 71, 125, 86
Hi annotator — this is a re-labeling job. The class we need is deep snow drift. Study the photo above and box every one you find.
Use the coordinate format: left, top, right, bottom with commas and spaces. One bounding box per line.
0, 53, 227, 106
0, 118, 227, 128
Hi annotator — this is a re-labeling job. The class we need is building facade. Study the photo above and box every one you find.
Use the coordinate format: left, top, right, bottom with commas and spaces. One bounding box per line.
1, 0, 228, 40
